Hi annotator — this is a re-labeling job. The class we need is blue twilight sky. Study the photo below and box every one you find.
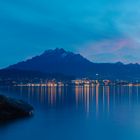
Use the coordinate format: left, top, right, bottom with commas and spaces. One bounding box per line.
1, 0, 140, 68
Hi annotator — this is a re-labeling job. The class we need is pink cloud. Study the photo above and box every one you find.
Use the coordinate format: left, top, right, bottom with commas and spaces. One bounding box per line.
77, 38, 140, 63
79, 38, 133, 55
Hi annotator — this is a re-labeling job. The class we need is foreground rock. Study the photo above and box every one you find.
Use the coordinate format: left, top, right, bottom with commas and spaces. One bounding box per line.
0, 95, 34, 121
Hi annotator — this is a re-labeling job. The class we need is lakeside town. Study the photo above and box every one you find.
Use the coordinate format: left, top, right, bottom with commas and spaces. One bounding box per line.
12, 79, 140, 87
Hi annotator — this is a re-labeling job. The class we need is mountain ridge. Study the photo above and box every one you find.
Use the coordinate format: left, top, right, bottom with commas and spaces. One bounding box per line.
4, 48, 140, 80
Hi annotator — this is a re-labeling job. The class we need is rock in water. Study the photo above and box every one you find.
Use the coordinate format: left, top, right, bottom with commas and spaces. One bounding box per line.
0, 95, 34, 121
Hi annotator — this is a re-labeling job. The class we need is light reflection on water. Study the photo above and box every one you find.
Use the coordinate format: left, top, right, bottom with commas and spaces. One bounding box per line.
1, 85, 140, 117
1, 85, 140, 140
1, 86, 140, 108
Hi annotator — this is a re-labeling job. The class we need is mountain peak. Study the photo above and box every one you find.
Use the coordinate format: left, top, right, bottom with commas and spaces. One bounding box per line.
115, 62, 124, 65
44, 48, 66, 55
54, 48, 66, 53
42, 48, 78, 59
7, 48, 92, 77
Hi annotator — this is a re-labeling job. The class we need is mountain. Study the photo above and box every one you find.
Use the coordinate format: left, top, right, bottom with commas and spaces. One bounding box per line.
7, 48, 93, 77
4, 48, 140, 80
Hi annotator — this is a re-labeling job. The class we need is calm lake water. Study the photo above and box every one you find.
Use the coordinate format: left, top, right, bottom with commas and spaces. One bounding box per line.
1, 85, 140, 140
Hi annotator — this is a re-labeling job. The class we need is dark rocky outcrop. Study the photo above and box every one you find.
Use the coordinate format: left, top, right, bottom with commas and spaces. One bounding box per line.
0, 95, 34, 121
